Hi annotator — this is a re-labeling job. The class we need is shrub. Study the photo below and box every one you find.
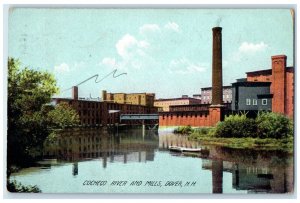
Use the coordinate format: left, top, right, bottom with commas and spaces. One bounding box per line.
174, 125, 193, 134
256, 112, 293, 139
214, 113, 257, 138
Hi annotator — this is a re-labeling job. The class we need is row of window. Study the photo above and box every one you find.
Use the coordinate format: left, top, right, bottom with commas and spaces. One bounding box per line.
246, 99, 268, 106
202, 95, 232, 100
81, 118, 101, 124
162, 113, 208, 119
202, 90, 231, 93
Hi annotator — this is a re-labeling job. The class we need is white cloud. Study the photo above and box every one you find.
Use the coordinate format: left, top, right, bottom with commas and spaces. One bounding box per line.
169, 58, 207, 74
238, 42, 268, 53
116, 34, 149, 59
228, 41, 269, 63
102, 57, 117, 67
54, 63, 70, 73
164, 22, 180, 32
101, 34, 151, 71
139, 24, 160, 35
101, 22, 182, 72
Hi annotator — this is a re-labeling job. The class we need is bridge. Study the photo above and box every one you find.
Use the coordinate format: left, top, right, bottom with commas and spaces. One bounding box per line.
120, 114, 159, 121
120, 114, 159, 132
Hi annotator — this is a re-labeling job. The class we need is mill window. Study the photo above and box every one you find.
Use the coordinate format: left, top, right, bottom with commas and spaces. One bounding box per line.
253, 99, 257, 105
246, 99, 251, 105
262, 99, 268, 105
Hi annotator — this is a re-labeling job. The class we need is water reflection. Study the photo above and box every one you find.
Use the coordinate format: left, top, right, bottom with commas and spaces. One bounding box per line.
158, 132, 293, 193
44, 128, 159, 167
12, 128, 293, 193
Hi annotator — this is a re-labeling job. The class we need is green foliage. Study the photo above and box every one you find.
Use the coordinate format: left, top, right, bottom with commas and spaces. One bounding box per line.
214, 113, 257, 138
204, 112, 293, 140
8, 58, 59, 166
174, 125, 193, 134
47, 102, 80, 128
189, 127, 215, 140
7, 58, 79, 166
7, 180, 41, 193
256, 112, 293, 139
193, 127, 214, 136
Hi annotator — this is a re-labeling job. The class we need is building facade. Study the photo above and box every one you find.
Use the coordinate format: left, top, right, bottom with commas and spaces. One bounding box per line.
231, 80, 272, 111
201, 86, 232, 104
102, 90, 155, 107
154, 97, 202, 112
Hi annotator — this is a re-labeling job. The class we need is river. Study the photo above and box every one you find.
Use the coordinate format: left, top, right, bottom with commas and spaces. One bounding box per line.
10, 127, 294, 194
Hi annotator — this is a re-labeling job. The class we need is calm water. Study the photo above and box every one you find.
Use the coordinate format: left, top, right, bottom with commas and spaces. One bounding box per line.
10, 128, 294, 194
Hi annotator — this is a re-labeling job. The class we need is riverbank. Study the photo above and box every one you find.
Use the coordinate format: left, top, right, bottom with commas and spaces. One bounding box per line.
188, 134, 293, 153
173, 112, 294, 153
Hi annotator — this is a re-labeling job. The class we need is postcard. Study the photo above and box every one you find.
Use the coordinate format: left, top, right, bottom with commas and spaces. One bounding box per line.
5, 7, 294, 195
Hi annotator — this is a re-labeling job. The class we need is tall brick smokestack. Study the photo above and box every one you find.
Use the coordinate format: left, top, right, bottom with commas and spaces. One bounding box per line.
72, 86, 78, 100
212, 27, 223, 105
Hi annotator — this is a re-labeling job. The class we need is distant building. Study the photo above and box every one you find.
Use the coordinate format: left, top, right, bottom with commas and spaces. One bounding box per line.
201, 86, 232, 104
154, 96, 202, 112
102, 90, 155, 107
192, 94, 202, 100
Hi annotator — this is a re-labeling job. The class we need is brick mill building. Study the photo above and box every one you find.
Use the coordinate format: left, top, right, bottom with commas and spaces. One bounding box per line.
102, 90, 155, 107
245, 55, 294, 118
52, 86, 158, 126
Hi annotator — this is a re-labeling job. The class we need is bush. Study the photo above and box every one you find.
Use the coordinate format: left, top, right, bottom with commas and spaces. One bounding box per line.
213, 112, 293, 139
7, 180, 41, 193
174, 125, 193, 134
214, 113, 257, 138
256, 112, 293, 139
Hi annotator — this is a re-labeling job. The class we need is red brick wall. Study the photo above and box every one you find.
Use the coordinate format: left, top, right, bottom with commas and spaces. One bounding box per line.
159, 111, 217, 127
271, 55, 286, 114
285, 69, 294, 118
246, 55, 294, 119
247, 72, 272, 82
209, 107, 222, 126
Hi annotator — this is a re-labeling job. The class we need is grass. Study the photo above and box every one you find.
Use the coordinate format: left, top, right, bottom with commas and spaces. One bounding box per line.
188, 131, 294, 153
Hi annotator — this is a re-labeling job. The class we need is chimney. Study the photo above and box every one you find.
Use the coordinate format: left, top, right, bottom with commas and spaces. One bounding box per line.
211, 27, 223, 105
271, 55, 287, 114
72, 86, 78, 100
102, 90, 107, 101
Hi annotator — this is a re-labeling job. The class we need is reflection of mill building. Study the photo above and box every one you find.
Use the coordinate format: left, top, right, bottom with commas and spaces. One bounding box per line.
44, 129, 159, 166
158, 133, 201, 150
201, 146, 294, 193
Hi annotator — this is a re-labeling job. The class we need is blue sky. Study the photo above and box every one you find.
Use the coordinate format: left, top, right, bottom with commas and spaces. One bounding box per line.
8, 8, 293, 99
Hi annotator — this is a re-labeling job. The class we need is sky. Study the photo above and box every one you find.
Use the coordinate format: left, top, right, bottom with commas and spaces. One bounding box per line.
8, 8, 294, 99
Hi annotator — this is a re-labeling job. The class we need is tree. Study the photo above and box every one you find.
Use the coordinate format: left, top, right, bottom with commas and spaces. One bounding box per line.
7, 58, 79, 166
47, 102, 80, 128
8, 58, 59, 166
